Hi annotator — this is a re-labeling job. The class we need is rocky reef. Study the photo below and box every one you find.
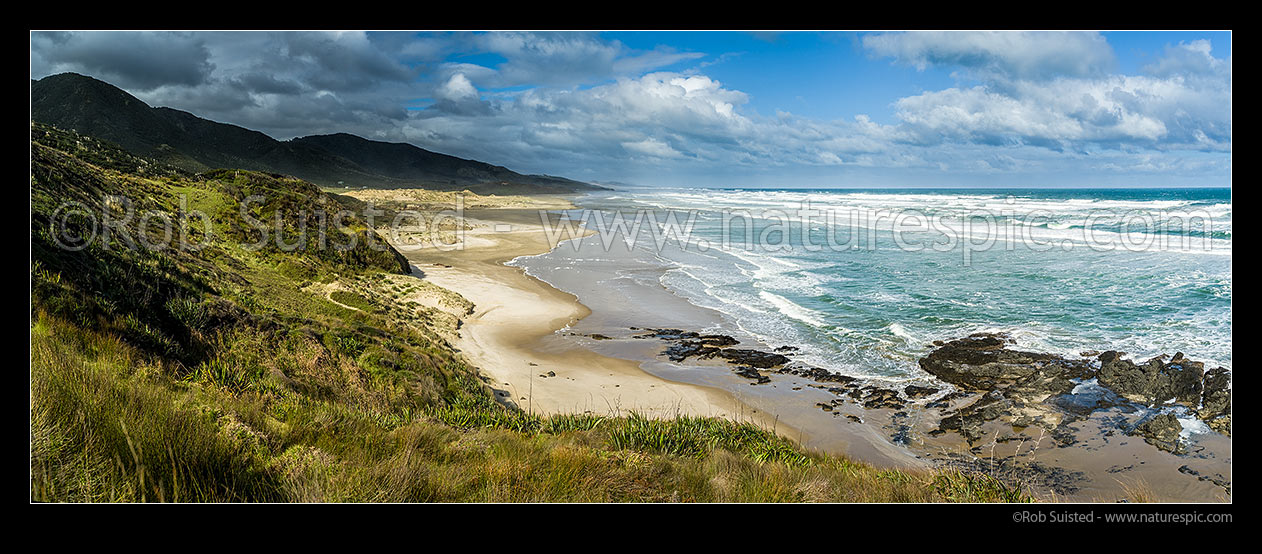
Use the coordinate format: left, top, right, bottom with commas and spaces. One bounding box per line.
633, 328, 790, 378
630, 326, 1230, 497
635, 327, 1230, 456
919, 333, 1231, 451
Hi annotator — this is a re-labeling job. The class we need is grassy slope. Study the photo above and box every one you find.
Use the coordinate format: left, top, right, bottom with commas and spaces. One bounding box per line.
29, 123, 1027, 503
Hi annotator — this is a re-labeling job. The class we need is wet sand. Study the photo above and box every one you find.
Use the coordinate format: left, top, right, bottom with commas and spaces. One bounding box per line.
367, 193, 1228, 499
394, 205, 788, 432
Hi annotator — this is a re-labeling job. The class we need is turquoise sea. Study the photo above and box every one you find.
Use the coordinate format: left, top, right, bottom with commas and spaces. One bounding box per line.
512, 188, 1232, 381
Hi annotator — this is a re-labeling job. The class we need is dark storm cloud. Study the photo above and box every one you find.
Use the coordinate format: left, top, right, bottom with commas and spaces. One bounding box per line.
277, 32, 417, 92
31, 31, 213, 91
32, 31, 425, 141
228, 72, 305, 96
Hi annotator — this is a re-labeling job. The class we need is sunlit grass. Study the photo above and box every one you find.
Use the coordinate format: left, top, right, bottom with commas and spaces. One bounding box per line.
30, 126, 1033, 503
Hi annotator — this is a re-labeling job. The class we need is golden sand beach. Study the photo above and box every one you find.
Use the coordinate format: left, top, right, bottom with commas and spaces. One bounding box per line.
346, 189, 783, 428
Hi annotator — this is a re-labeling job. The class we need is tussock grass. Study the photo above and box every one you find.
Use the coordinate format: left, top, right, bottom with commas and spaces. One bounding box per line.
30, 125, 1031, 503
33, 310, 1032, 502
31, 316, 281, 502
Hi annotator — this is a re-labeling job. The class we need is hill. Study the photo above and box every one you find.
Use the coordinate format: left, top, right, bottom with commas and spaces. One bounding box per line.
31, 73, 604, 194
29, 123, 1021, 502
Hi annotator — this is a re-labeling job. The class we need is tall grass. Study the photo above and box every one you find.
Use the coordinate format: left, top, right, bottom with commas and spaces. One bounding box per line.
30, 130, 1033, 503
31, 316, 282, 502
33, 312, 1035, 503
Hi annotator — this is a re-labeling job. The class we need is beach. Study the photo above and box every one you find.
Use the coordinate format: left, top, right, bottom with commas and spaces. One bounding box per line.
377, 196, 784, 431
350, 188, 1231, 501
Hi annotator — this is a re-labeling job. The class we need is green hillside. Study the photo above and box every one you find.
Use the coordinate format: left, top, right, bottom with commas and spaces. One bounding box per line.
29, 123, 1022, 502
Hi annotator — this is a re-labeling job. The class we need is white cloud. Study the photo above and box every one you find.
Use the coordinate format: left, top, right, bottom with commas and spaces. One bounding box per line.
464, 32, 704, 89
437, 73, 478, 101
866, 32, 1231, 153
862, 31, 1116, 81
622, 138, 684, 158
1143, 39, 1231, 79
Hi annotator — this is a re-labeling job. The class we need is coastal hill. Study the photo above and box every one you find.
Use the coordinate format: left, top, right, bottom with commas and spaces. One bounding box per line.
31, 73, 603, 194
30, 122, 1025, 502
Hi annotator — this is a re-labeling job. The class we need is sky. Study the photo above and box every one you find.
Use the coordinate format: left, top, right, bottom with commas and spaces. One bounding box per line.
30, 31, 1232, 188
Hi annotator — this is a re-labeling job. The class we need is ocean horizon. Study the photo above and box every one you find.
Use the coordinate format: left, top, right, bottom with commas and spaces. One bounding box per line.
515, 187, 1231, 376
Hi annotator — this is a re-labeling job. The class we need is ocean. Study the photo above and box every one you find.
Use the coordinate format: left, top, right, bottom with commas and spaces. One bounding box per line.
510, 188, 1232, 384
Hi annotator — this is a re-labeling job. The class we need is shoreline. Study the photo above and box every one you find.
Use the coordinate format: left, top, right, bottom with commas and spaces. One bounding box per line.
364, 192, 1228, 501
392, 202, 791, 435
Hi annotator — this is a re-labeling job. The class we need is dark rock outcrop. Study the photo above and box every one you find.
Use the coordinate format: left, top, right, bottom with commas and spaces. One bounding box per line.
639, 329, 790, 368
1097, 351, 1204, 406
860, 387, 905, 410
733, 366, 771, 384
778, 363, 860, 385
1198, 366, 1231, 436
662, 341, 720, 362
714, 348, 790, 368
918, 333, 1230, 450
919, 333, 1093, 394
939, 390, 1011, 443
903, 385, 940, 399
1130, 413, 1184, 453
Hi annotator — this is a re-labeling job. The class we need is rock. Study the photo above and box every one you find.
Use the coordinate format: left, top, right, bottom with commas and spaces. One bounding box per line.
635, 328, 699, 341
779, 363, 859, 385
774, 345, 800, 353
637, 328, 736, 345
892, 424, 911, 445
926, 390, 971, 409
903, 385, 940, 399
918, 335, 1231, 450
816, 402, 833, 412
1097, 351, 1204, 406
1052, 385, 1120, 416
644, 329, 749, 364
1178, 465, 1231, 494
861, 387, 905, 410
732, 366, 771, 384
662, 341, 719, 362
715, 348, 790, 369
1129, 413, 1184, 453
1198, 366, 1230, 434
918, 333, 1092, 393
1206, 414, 1230, 436
698, 334, 738, 346
589, 333, 612, 340
1051, 424, 1079, 447
939, 390, 1010, 443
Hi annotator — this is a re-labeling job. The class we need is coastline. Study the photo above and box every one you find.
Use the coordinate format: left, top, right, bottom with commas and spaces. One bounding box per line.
389, 199, 788, 433
361, 191, 1229, 501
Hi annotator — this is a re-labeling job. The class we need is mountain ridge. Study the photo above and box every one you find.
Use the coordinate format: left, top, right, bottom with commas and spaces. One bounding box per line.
31, 72, 603, 194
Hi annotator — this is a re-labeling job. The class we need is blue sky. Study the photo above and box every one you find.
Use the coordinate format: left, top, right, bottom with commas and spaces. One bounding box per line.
31, 31, 1232, 188
602, 32, 960, 124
